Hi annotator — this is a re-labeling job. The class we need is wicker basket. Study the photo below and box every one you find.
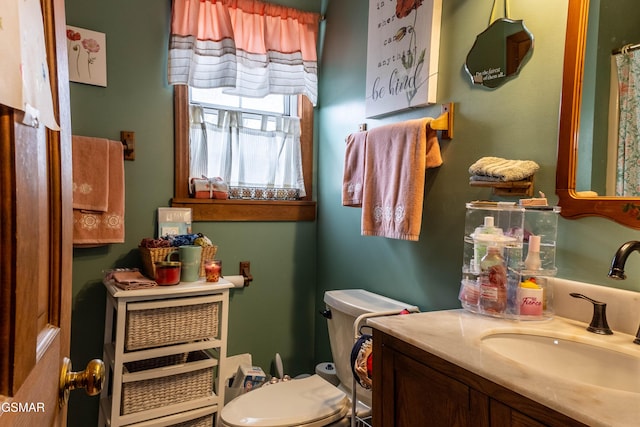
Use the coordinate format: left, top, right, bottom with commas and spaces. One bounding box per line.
172, 414, 214, 427
139, 245, 218, 279
125, 295, 220, 351
121, 351, 215, 415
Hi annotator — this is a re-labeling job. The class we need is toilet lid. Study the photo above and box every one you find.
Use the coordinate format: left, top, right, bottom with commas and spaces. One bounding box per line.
221, 375, 348, 427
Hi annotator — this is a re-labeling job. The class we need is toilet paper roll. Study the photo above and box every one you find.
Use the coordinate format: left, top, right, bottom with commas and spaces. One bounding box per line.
225, 275, 245, 288
315, 362, 339, 386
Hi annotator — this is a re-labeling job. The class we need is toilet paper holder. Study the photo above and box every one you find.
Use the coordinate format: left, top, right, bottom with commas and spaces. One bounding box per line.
223, 262, 254, 288
239, 261, 253, 286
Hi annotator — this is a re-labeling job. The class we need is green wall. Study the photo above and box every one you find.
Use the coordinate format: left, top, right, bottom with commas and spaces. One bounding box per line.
66, 0, 320, 424
66, 0, 640, 425
314, 0, 640, 359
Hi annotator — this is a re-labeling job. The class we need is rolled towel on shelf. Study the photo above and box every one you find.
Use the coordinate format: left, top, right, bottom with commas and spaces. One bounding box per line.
469, 156, 539, 182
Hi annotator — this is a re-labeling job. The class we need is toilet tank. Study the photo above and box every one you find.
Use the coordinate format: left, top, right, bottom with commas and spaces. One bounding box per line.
323, 289, 418, 403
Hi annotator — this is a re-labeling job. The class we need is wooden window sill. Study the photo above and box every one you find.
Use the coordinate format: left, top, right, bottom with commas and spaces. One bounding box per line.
171, 198, 317, 222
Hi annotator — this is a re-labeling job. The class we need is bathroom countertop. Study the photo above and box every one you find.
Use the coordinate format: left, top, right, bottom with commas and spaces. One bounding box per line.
367, 309, 640, 427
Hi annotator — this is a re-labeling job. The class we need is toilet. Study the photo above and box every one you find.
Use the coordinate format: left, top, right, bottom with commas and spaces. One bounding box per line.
219, 289, 418, 427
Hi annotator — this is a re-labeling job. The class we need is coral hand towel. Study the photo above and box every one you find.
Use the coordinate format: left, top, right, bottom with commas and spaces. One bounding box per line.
73, 139, 125, 245
361, 117, 442, 241
72, 135, 109, 211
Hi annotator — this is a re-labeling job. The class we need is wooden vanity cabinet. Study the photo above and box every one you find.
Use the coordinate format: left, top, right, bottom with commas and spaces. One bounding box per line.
372, 331, 586, 427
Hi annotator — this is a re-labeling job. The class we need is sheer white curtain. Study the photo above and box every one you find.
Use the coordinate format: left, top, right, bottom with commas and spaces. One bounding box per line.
189, 105, 209, 179
189, 107, 305, 199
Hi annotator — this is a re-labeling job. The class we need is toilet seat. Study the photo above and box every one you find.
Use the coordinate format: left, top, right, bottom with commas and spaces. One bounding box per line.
220, 375, 349, 427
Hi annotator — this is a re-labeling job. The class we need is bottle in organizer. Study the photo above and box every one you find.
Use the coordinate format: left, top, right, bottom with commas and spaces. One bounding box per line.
479, 245, 507, 315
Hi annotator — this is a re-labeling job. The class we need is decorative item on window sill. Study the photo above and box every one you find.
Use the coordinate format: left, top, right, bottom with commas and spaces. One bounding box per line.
468, 156, 539, 197
228, 187, 300, 201
189, 177, 301, 201
190, 176, 229, 199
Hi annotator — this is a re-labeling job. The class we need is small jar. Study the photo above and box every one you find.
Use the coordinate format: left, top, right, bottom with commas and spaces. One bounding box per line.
154, 261, 181, 285
204, 259, 222, 282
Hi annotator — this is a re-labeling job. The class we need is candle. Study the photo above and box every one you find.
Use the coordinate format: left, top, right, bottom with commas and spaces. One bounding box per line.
154, 261, 181, 285
205, 259, 222, 282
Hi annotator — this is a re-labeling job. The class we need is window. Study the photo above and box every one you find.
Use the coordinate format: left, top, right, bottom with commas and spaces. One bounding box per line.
189, 88, 305, 200
171, 86, 316, 221
191, 87, 293, 115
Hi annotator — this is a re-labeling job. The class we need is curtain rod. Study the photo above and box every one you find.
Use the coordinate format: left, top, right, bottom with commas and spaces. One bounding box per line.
613, 43, 640, 55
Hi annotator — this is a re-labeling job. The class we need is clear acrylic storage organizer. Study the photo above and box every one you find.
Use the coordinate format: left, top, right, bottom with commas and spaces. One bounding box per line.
459, 202, 560, 320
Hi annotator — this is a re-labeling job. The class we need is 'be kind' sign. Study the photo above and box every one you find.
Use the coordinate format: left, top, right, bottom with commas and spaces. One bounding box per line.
366, 0, 442, 118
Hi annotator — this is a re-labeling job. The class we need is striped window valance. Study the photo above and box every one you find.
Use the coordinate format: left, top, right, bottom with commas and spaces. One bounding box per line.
168, 0, 321, 106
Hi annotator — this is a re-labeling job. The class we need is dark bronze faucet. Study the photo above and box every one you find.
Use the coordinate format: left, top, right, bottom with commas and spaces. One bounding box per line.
608, 240, 640, 344
569, 293, 613, 335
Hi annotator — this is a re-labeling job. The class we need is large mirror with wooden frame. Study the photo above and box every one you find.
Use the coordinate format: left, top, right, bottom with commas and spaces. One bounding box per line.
556, 0, 640, 229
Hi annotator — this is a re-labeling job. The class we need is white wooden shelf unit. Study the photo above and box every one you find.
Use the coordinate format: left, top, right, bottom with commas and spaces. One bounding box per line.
98, 279, 233, 427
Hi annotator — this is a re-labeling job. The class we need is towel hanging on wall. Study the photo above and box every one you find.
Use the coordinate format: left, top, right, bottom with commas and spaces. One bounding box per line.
342, 131, 367, 207
72, 136, 125, 246
359, 117, 442, 241
72, 135, 110, 211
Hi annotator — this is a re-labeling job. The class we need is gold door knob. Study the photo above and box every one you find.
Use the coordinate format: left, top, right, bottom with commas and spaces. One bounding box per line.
59, 357, 105, 407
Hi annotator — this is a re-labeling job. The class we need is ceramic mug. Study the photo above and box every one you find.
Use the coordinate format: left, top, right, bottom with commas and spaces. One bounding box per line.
178, 245, 201, 282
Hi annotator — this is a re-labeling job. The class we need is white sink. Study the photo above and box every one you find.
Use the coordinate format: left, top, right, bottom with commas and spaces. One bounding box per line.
481, 333, 640, 393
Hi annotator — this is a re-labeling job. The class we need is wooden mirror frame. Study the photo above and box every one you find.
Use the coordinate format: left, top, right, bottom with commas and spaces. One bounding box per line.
556, 0, 640, 229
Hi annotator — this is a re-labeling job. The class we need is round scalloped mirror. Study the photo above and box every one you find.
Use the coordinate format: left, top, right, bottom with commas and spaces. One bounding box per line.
465, 18, 534, 89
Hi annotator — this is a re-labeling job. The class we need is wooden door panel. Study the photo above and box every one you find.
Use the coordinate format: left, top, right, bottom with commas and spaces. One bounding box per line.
0, 0, 73, 425
14, 122, 44, 388
0, 331, 61, 426
0, 91, 66, 427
